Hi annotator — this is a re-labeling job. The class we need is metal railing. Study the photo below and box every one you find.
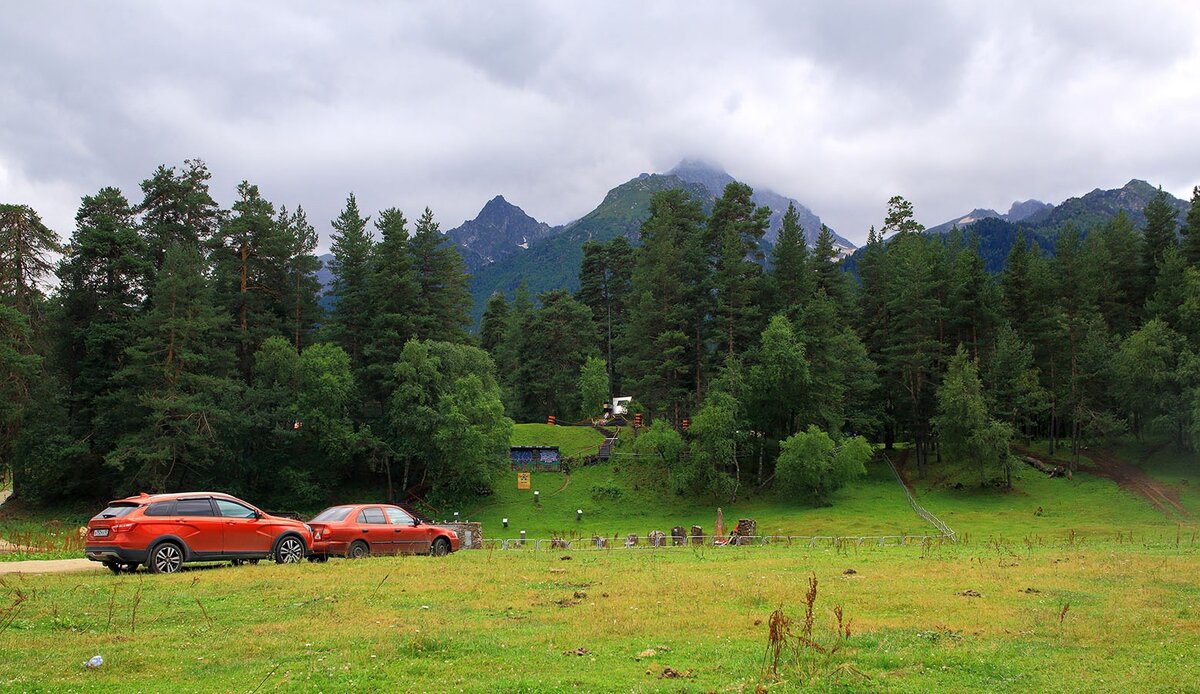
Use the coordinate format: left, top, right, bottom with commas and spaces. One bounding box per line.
881, 452, 957, 541
481, 533, 951, 551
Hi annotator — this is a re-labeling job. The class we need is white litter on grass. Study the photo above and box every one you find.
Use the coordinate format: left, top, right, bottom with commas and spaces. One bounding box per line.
420, 605, 430, 609
83, 655, 103, 669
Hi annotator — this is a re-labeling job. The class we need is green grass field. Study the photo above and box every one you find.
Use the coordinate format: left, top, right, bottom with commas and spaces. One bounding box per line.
2, 434, 1199, 690
1, 542, 1198, 691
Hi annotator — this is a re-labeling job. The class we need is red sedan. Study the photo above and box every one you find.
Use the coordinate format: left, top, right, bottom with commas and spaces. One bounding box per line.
308, 504, 460, 559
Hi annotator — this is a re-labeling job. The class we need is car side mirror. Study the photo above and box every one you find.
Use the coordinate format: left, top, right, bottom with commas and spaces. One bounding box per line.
411, 518, 421, 527
253, 511, 263, 520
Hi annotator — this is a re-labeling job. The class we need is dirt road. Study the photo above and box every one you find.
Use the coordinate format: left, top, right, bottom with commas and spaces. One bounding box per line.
0, 558, 99, 575
1086, 448, 1192, 520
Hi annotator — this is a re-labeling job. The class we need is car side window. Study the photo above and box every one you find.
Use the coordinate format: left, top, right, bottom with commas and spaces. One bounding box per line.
358, 507, 387, 524
384, 507, 413, 525
143, 501, 176, 516
215, 499, 257, 518
176, 498, 217, 517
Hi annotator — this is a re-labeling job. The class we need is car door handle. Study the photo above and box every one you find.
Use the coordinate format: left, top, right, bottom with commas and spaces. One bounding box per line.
394, 529, 402, 533
362, 529, 369, 533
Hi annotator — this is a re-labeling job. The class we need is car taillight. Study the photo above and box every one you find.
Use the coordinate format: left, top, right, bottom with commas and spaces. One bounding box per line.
111, 523, 134, 532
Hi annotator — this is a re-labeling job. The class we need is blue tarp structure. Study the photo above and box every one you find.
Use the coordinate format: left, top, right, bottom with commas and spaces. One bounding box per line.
511, 446, 560, 471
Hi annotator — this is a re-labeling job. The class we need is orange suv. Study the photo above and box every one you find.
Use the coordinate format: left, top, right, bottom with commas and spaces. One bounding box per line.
85, 492, 313, 574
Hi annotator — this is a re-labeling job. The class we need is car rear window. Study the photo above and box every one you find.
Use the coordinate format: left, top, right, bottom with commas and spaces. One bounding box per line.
94, 504, 139, 519
357, 507, 387, 524
176, 498, 216, 516
311, 506, 354, 522
143, 501, 176, 516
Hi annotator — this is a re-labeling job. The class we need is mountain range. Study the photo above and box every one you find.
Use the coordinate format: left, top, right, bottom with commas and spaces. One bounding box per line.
926, 179, 1188, 238
863, 178, 1193, 274
316, 167, 1194, 324
450, 160, 853, 321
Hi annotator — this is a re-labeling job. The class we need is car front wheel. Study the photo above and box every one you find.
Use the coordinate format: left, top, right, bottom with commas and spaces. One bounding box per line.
273, 536, 305, 564
431, 537, 451, 557
147, 543, 184, 574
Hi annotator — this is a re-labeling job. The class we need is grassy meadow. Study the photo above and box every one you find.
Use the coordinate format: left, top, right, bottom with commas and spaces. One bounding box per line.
1, 541, 1198, 692
1, 432, 1199, 690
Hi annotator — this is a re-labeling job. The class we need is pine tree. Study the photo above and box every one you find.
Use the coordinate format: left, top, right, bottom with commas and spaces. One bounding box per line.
947, 233, 999, 360
1181, 186, 1200, 266
855, 225, 890, 440
1141, 187, 1178, 283
479, 292, 509, 356
1087, 212, 1142, 335
620, 189, 709, 423
0, 204, 61, 314
279, 205, 322, 351
521, 290, 597, 420
409, 207, 471, 342
882, 231, 945, 477
1146, 247, 1193, 341
56, 187, 149, 455
211, 181, 287, 379
983, 324, 1048, 441
880, 195, 925, 238
0, 304, 41, 495
138, 159, 221, 270
577, 237, 634, 395
326, 193, 375, 371
801, 289, 879, 437
708, 182, 770, 357
811, 224, 851, 309
496, 282, 534, 419
106, 244, 237, 493
362, 207, 419, 402
769, 203, 814, 320
934, 346, 1014, 487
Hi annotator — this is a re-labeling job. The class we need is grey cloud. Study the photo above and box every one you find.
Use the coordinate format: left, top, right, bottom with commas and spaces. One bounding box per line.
1, 1, 1199, 248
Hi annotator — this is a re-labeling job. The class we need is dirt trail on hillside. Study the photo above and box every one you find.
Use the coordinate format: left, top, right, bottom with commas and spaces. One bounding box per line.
1085, 448, 1192, 520
0, 558, 98, 575
549, 472, 571, 497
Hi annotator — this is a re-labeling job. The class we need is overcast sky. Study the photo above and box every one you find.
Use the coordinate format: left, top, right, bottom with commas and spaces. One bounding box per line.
3, 1, 1200, 251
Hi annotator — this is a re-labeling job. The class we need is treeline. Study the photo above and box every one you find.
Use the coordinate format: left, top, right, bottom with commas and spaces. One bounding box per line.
483, 182, 1200, 498
0, 161, 510, 509
4, 164, 1200, 509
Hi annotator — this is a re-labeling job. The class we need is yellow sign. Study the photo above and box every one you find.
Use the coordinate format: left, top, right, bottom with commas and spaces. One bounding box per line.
517, 472, 531, 489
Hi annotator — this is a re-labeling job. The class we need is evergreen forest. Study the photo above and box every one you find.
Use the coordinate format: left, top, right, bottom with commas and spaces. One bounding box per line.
4, 161, 1200, 510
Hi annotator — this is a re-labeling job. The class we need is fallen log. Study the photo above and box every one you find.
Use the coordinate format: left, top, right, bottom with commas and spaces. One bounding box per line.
1021, 455, 1071, 479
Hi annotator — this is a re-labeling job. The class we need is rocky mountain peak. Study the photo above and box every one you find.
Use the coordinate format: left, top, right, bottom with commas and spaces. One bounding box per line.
446, 196, 556, 271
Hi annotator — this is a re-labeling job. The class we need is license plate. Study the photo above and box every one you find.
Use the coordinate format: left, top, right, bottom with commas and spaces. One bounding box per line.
93, 529, 109, 537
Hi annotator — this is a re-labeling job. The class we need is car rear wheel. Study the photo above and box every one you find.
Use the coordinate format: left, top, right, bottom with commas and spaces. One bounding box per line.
348, 540, 369, 559
147, 542, 184, 574
273, 535, 305, 564
431, 537, 451, 557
